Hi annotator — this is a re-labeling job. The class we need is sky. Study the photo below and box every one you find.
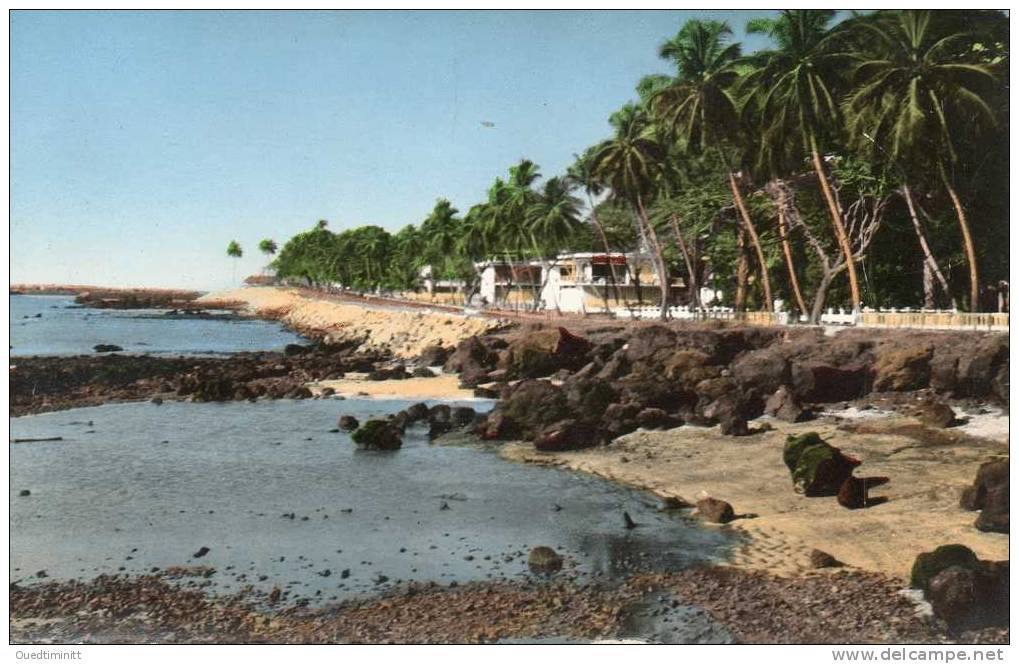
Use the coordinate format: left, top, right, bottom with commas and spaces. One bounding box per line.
11, 10, 782, 290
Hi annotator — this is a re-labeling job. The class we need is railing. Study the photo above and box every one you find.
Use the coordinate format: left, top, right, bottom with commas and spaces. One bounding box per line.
858, 308, 1009, 331
613, 305, 775, 324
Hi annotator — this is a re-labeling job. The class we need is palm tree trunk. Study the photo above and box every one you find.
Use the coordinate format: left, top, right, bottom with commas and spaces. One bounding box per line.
635, 194, 670, 320
728, 172, 773, 312
900, 183, 953, 308
938, 164, 980, 311
810, 267, 836, 325
809, 133, 861, 312
776, 205, 808, 317
587, 199, 622, 308
669, 214, 699, 310
734, 225, 748, 311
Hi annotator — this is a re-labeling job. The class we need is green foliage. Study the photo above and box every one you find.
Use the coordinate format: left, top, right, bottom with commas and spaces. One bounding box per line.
226, 240, 242, 259
258, 239, 277, 256
261, 10, 1007, 312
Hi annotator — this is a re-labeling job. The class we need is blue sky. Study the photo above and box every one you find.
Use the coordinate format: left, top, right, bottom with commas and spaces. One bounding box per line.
11, 10, 781, 289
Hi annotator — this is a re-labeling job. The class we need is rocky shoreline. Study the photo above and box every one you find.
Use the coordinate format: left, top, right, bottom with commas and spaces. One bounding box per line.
12, 564, 976, 644
10, 291, 1010, 643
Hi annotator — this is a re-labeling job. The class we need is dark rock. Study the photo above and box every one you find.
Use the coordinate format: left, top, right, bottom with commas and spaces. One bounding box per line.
286, 386, 313, 399
93, 344, 124, 353
411, 366, 435, 378
150, 397, 163, 405
873, 344, 932, 392
499, 327, 592, 379
635, 407, 681, 430
664, 349, 720, 388
350, 420, 403, 451
192, 546, 211, 558
837, 476, 868, 509
623, 511, 638, 529
418, 344, 451, 366
485, 380, 570, 441
404, 402, 430, 423
478, 410, 519, 440
534, 419, 602, 452
283, 344, 311, 357
338, 415, 359, 432
443, 336, 498, 375
975, 482, 1009, 533
450, 406, 476, 428
764, 386, 813, 423
790, 361, 870, 404
473, 386, 500, 399
809, 549, 844, 568
527, 546, 563, 573
783, 432, 861, 496
18, 489, 30, 497
427, 404, 451, 425
913, 400, 956, 428
910, 544, 980, 593
927, 562, 1009, 632
696, 497, 735, 524
658, 496, 690, 510
731, 348, 789, 398
563, 377, 618, 414
703, 394, 749, 436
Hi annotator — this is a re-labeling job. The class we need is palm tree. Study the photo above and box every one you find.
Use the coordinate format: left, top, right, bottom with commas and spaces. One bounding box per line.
258, 238, 277, 257
651, 18, 773, 312
742, 10, 862, 312
226, 240, 243, 284
591, 104, 671, 319
842, 10, 1001, 311
420, 198, 461, 273
567, 150, 623, 308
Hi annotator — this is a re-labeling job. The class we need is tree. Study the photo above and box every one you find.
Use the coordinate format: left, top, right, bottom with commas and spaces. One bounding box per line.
567, 149, 623, 308
651, 18, 773, 311
591, 104, 672, 319
258, 239, 277, 256
743, 10, 862, 312
226, 240, 243, 284
842, 9, 1002, 310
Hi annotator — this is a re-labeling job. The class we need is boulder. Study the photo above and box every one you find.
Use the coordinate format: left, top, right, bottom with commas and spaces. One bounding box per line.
731, 348, 789, 398
956, 336, 1008, 398
926, 560, 1010, 632
913, 400, 956, 428
478, 410, 520, 440
283, 344, 311, 357
489, 380, 570, 441
427, 404, 451, 425
790, 361, 870, 404
622, 325, 679, 373
93, 344, 124, 353
601, 402, 641, 439
404, 402, 430, 423
809, 549, 844, 569
702, 394, 749, 436
563, 377, 618, 415
499, 327, 592, 379
450, 406, 477, 429
443, 336, 498, 375
764, 386, 813, 423
960, 464, 1010, 538
418, 344, 452, 367
192, 376, 235, 402
534, 419, 603, 452
338, 415, 359, 432
350, 420, 403, 451
910, 544, 980, 593
991, 360, 1009, 405
837, 476, 868, 509
663, 350, 718, 388
635, 407, 681, 430
872, 344, 932, 392
527, 546, 563, 573
411, 366, 435, 378
696, 497, 735, 524
783, 432, 861, 496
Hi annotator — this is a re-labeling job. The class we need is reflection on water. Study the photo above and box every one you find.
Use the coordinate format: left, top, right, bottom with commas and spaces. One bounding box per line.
10, 294, 303, 357
11, 400, 734, 605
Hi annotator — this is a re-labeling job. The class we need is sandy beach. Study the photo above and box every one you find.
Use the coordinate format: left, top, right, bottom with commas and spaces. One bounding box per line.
199, 286, 504, 358
502, 409, 1009, 579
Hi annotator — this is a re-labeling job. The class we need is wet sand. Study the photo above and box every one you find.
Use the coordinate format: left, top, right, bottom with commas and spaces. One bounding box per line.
501, 409, 1009, 579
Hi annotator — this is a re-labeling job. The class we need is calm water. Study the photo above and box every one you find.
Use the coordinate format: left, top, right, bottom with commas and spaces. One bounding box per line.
10, 294, 303, 357
11, 400, 734, 605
